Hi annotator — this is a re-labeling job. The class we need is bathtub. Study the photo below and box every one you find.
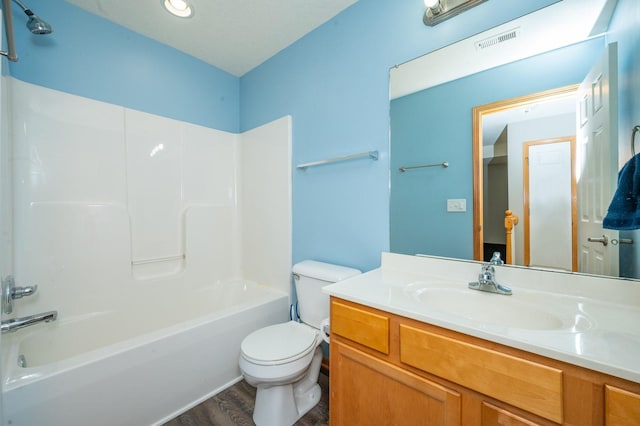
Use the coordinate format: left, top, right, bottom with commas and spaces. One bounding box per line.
1, 280, 289, 426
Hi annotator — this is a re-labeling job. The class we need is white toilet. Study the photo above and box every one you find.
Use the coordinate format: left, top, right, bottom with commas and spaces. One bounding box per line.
239, 260, 361, 426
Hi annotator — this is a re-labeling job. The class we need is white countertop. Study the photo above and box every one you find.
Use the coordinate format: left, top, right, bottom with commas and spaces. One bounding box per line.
323, 253, 640, 383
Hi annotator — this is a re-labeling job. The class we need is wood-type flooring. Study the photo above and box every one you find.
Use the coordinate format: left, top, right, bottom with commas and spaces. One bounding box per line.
164, 371, 329, 426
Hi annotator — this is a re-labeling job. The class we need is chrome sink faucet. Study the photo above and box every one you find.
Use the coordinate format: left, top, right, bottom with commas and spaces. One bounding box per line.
468, 252, 512, 295
1, 310, 58, 333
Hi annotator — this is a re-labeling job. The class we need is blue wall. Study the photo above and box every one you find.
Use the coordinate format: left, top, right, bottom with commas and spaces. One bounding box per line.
390, 37, 605, 259
2, 0, 239, 132
8, 0, 634, 273
609, 0, 640, 155
240, 0, 560, 271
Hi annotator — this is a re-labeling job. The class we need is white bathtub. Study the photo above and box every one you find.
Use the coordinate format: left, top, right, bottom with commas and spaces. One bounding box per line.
1, 281, 289, 426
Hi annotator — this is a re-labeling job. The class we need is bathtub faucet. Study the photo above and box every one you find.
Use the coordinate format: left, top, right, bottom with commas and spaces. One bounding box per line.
1, 310, 58, 334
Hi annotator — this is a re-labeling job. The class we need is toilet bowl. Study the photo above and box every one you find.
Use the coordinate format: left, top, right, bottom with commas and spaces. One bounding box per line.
239, 321, 324, 426
238, 260, 360, 426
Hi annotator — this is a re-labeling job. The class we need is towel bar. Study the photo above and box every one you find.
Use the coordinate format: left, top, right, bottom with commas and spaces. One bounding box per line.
297, 150, 379, 170
399, 162, 448, 172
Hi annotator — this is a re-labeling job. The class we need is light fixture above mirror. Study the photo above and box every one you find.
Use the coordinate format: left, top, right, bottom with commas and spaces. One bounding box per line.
423, 0, 487, 26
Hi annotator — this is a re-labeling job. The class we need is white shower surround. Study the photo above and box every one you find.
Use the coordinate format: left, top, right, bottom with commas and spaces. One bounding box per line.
0, 78, 293, 424
8, 77, 292, 315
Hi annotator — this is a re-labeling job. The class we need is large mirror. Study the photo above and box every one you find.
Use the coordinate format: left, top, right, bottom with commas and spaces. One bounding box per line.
389, 0, 640, 279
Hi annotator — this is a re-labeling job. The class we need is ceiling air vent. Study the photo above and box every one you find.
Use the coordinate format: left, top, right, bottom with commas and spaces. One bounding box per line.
475, 27, 520, 51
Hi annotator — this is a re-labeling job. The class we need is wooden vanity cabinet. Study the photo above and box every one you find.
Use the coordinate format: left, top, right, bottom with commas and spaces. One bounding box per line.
329, 297, 640, 426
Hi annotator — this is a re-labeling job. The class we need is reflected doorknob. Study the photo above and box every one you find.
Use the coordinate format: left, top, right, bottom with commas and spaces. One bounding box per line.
587, 235, 609, 246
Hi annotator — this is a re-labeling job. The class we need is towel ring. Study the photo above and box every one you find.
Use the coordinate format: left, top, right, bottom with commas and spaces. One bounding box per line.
632, 125, 640, 156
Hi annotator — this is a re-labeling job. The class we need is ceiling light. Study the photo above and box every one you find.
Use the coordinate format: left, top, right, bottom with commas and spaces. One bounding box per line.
163, 0, 193, 18
423, 0, 487, 26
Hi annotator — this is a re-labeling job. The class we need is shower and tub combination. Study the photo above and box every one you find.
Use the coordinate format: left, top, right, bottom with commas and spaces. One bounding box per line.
0, 73, 293, 426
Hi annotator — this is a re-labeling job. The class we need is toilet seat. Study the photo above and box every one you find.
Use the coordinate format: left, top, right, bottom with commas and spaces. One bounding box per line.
241, 321, 319, 366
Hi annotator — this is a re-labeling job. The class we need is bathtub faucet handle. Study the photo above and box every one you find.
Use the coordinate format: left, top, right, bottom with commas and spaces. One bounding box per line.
2, 276, 38, 315
12, 284, 38, 299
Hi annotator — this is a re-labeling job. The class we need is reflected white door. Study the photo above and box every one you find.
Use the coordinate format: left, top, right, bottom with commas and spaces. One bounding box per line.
576, 43, 619, 276
525, 139, 575, 271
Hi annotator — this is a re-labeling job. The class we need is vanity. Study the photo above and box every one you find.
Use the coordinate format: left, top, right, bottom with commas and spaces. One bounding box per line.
323, 253, 640, 425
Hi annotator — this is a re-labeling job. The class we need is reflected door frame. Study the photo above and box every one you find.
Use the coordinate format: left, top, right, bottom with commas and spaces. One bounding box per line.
472, 84, 579, 261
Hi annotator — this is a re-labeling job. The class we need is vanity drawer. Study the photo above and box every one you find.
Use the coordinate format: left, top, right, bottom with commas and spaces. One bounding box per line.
605, 385, 640, 425
399, 325, 563, 423
330, 299, 390, 354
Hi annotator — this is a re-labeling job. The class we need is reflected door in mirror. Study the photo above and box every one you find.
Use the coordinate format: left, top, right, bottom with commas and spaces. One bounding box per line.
524, 138, 576, 271
576, 43, 619, 276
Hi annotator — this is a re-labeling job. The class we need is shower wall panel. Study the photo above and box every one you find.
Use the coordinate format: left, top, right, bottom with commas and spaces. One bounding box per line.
240, 116, 292, 290
8, 78, 251, 318
124, 109, 239, 280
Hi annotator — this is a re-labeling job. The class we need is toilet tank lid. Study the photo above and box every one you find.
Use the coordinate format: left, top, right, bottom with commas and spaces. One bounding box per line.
292, 260, 361, 282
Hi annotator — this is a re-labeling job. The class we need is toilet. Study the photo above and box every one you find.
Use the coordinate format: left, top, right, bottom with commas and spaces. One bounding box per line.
239, 260, 361, 426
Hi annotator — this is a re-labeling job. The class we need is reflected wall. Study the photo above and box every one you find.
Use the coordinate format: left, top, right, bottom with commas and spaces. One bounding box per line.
390, 37, 604, 258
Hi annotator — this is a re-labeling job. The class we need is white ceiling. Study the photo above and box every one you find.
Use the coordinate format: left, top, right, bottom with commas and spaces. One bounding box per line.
65, 0, 358, 77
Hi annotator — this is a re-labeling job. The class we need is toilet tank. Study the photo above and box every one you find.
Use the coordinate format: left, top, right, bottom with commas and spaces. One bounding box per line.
292, 260, 361, 329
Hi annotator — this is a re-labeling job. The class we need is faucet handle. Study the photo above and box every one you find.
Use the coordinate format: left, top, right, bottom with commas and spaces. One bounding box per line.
479, 264, 494, 281
12, 285, 38, 299
2, 276, 38, 315
489, 252, 504, 265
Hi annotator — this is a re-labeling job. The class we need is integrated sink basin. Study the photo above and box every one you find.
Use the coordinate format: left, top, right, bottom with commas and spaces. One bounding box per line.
322, 253, 640, 383
404, 282, 593, 332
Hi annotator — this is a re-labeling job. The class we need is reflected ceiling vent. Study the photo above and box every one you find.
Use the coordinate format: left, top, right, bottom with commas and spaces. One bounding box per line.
475, 28, 521, 51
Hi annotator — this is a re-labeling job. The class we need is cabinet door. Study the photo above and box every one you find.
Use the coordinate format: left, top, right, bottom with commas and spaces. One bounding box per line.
330, 340, 461, 425
605, 385, 640, 426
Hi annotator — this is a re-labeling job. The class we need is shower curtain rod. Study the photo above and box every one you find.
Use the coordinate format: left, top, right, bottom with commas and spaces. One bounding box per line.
0, 0, 19, 62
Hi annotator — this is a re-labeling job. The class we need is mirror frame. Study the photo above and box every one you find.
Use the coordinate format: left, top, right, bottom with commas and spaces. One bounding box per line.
471, 84, 580, 262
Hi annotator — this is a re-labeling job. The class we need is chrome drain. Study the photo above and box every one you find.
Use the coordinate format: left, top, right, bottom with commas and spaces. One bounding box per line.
17, 354, 27, 368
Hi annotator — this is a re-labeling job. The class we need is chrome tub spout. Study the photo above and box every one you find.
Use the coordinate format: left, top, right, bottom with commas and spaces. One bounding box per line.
1, 310, 58, 333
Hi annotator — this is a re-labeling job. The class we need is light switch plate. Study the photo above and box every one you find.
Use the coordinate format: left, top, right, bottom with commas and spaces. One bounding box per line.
447, 199, 466, 212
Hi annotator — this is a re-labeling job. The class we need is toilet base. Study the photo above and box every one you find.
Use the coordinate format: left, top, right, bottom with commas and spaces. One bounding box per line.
294, 383, 322, 418
252, 347, 323, 426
